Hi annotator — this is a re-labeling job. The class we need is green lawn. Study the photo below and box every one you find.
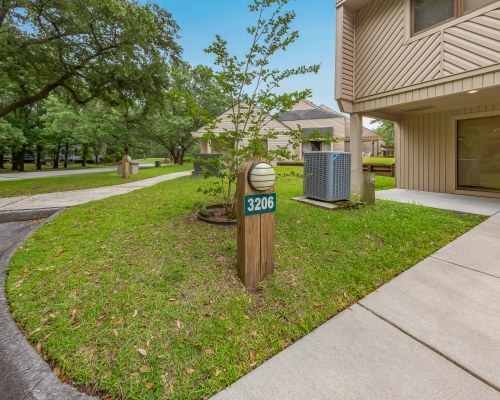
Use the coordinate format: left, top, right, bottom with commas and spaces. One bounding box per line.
363, 157, 395, 164
0, 164, 193, 198
135, 158, 169, 164
6, 167, 482, 399
0, 162, 116, 174
376, 176, 396, 190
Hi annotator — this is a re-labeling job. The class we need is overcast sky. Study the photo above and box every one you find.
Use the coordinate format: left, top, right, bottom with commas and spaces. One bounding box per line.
155, 1, 375, 129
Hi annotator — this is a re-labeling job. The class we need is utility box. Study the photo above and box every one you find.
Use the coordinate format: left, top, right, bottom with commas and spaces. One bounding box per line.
304, 151, 351, 202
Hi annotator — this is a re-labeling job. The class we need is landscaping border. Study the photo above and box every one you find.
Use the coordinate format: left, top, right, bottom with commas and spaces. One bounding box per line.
0, 208, 94, 400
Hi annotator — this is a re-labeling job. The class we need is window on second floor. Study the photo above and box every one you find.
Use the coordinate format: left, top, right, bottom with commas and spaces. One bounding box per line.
412, 0, 496, 35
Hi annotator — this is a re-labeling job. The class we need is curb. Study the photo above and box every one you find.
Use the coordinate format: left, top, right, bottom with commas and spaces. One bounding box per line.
0, 208, 65, 223
0, 209, 95, 400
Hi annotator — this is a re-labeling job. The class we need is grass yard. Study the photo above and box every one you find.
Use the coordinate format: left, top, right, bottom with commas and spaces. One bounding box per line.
0, 162, 116, 174
375, 175, 396, 190
0, 164, 193, 198
6, 167, 483, 399
363, 157, 395, 164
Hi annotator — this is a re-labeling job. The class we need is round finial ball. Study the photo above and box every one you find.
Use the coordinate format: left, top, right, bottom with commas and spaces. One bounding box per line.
248, 162, 276, 192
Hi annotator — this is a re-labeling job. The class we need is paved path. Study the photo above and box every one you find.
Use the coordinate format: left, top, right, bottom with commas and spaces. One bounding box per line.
376, 188, 500, 216
0, 212, 92, 399
0, 171, 191, 211
212, 212, 500, 399
0, 163, 154, 181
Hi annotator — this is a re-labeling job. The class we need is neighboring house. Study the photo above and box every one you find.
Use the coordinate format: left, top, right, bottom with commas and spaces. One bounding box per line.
192, 104, 294, 159
335, 0, 500, 196
193, 100, 382, 161
278, 99, 381, 159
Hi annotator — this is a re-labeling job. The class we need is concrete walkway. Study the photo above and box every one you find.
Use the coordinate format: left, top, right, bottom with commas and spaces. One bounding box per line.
213, 213, 500, 399
0, 163, 154, 181
0, 171, 191, 211
376, 189, 500, 216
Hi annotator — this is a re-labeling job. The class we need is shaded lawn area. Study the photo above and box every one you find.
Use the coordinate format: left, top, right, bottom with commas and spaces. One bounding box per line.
363, 157, 395, 164
0, 164, 193, 198
7, 167, 483, 399
0, 162, 116, 174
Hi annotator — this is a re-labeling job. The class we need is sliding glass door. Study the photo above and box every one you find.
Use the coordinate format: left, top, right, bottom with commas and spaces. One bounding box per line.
457, 115, 500, 192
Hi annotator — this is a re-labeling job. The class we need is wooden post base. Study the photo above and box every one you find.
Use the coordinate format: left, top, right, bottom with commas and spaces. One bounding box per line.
237, 158, 275, 289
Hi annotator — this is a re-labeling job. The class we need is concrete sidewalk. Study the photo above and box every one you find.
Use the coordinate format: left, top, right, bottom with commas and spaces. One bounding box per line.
212, 213, 500, 400
376, 189, 500, 216
0, 163, 154, 181
0, 171, 191, 211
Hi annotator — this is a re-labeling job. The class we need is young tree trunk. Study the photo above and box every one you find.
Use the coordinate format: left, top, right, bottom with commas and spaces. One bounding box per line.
36, 145, 42, 170
11, 151, 18, 170
81, 143, 88, 167
0, 147, 4, 169
64, 142, 69, 168
53, 146, 61, 169
94, 150, 99, 165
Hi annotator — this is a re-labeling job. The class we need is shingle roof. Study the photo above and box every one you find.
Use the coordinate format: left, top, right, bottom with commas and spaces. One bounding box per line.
278, 108, 344, 121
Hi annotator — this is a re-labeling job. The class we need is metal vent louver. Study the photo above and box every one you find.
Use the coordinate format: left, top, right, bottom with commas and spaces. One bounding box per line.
304, 152, 351, 202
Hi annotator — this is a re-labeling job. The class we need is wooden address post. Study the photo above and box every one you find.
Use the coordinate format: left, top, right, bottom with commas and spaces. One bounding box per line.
237, 158, 276, 289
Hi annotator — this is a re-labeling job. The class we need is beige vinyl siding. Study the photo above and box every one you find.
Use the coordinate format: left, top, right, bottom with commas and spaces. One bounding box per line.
338, 0, 500, 111
397, 102, 500, 196
335, 6, 355, 101
355, 0, 442, 99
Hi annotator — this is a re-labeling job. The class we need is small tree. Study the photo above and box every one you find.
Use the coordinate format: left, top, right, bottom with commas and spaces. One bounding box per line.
371, 119, 395, 146
202, 0, 321, 216
41, 95, 78, 168
145, 62, 230, 165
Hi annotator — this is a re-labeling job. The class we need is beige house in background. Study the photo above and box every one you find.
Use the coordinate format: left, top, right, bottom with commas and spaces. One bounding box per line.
192, 104, 294, 158
336, 0, 500, 196
193, 99, 381, 161
278, 99, 381, 158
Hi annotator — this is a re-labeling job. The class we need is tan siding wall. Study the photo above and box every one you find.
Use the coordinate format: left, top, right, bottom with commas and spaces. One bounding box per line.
335, 6, 355, 101
443, 10, 500, 76
351, 1, 500, 100
398, 102, 500, 193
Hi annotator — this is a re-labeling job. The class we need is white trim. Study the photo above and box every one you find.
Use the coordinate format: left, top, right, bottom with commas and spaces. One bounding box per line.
451, 109, 500, 195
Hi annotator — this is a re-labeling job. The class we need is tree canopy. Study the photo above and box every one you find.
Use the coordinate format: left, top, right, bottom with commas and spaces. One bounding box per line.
371, 119, 395, 145
0, 0, 181, 117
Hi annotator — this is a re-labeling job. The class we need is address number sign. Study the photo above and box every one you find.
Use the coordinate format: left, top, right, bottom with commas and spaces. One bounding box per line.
244, 193, 277, 215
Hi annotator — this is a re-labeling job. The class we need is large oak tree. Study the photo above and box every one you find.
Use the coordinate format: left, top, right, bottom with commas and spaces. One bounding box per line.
0, 0, 181, 118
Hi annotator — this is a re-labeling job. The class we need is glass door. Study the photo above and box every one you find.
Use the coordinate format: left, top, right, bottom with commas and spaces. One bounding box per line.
457, 115, 500, 192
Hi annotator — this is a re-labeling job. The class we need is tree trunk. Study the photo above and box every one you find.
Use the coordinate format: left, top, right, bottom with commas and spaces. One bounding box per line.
36, 145, 42, 170
17, 148, 25, 172
0, 147, 4, 169
177, 146, 185, 165
64, 143, 69, 168
53, 146, 61, 169
82, 144, 88, 167
11, 151, 18, 170
94, 150, 99, 165
172, 150, 178, 165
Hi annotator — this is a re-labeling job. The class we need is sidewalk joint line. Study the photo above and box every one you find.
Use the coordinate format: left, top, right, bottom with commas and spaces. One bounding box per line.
357, 302, 500, 393
430, 256, 500, 279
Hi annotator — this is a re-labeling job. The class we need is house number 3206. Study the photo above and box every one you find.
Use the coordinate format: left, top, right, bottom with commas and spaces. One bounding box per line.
244, 193, 277, 215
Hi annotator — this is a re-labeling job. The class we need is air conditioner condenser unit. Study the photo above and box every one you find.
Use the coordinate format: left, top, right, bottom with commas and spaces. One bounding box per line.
303, 151, 351, 202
